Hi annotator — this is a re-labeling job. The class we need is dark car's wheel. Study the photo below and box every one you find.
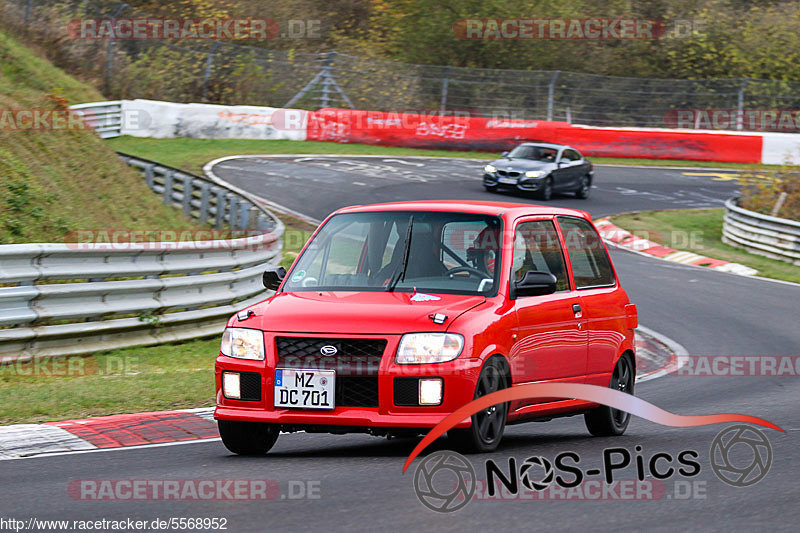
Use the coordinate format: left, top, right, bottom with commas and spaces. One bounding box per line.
449, 358, 509, 453
585, 354, 635, 437
219, 420, 279, 455
484, 185, 498, 193
575, 175, 591, 199
536, 178, 553, 201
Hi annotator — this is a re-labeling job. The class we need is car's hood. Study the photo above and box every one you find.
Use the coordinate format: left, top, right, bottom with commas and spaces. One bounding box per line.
234, 291, 487, 334
491, 157, 555, 172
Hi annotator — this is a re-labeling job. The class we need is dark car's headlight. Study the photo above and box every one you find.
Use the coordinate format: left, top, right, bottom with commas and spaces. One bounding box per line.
484, 164, 496, 173
525, 170, 545, 178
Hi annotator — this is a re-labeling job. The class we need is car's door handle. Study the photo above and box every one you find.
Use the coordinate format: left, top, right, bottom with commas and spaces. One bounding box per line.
572, 304, 581, 314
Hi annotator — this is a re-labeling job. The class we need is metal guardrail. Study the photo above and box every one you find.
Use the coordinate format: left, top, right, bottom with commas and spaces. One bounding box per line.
0, 154, 284, 359
722, 197, 800, 265
69, 101, 123, 138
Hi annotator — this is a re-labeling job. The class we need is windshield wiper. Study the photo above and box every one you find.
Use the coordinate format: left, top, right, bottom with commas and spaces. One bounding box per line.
387, 215, 414, 292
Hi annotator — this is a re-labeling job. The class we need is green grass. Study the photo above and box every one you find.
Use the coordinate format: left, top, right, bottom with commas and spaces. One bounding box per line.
107, 136, 773, 175
610, 209, 800, 284
0, 29, 202, 244
0, 338, 220, 424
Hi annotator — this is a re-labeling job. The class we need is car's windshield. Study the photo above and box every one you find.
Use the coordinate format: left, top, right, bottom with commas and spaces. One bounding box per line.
507, 145, 558, 162
283, 211, 503, 295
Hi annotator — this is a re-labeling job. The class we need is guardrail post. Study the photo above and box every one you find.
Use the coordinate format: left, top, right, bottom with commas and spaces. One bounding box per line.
215, 189, 226, 229
163, 170, 175, 205
144, 164, 155, 189
199, 183, 211, 224
229, 196, 241, 229
182, 175, 193, 217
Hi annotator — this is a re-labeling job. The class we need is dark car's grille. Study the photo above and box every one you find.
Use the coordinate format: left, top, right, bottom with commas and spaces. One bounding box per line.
497, 170, 521, 177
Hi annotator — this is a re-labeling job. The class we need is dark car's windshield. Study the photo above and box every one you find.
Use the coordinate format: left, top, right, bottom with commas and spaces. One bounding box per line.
507, 145, 558, 162
282, 211, 503, 295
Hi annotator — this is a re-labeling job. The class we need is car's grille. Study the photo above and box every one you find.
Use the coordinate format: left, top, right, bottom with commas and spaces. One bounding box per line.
239, 372, 262, 401
337, 377, 379, 407
275, 337, 386, 377
497, 170, 521, 177
393, 377, 419, 406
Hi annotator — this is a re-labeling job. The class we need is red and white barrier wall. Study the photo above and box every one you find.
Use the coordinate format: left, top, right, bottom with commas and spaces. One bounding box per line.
106, 100, 799, 164
306, 108, 799, 165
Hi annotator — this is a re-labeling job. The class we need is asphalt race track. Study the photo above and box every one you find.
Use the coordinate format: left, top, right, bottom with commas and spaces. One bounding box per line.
2, 156, 798, 531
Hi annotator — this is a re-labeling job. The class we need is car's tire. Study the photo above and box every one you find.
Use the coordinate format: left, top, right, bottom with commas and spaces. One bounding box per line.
575, 175, 591, 199
585, 353, 635, 437
218, 420, 280, 455
536, 178, 553, 201
449, 357, 509, 453
484, 185, 498, 193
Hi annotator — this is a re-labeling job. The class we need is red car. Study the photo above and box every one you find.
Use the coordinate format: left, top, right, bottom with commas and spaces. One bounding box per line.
214, 201, 637, 454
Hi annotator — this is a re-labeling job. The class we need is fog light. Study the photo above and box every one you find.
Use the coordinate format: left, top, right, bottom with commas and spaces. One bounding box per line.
223, 372, 241, 399
419, 378, 443, 405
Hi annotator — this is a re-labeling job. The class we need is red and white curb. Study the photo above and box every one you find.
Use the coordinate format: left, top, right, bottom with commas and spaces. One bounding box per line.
595, 218, 758, 276
0, 408, 216, 460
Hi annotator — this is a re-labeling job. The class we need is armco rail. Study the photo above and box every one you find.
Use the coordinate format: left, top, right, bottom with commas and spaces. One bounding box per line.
722, 197, 800, 265
0, 154, 284, 359
70, 101, 123, 138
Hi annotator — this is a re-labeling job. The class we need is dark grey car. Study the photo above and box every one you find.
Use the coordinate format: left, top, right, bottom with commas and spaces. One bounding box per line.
482, 142, 593, 201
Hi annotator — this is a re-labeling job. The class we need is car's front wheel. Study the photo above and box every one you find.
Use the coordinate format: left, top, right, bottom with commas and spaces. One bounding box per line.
536, 178, 553, 201
484, 184, 498, 193
219, 420, 279, 455
585, 353, 635, 436
449, 357, 509, 453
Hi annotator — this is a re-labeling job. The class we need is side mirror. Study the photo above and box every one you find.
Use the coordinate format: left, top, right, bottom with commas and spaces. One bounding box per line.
501, 151, 509, 157
557, 160, 565, 167
511, 271, 558, 299
262, 266, 286, 290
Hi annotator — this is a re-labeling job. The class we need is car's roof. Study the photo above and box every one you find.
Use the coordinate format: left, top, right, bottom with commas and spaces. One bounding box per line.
516, 142, 574, 150
335, 200, 591, 220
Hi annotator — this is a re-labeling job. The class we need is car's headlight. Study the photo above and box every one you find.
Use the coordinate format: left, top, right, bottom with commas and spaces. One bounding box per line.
484, 164, 496, 173
396, 333, 464, 364
220, 327, 265, 360
525, 170, 545, 178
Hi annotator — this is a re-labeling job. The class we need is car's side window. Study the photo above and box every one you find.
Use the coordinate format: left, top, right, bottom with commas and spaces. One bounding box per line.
557, 217, 616, 289
564, 149, 581, 161
512, 220, 570, 292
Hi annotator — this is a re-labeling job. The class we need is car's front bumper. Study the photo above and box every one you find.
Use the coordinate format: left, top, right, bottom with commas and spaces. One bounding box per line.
483, 173, 546, 191
213, 336, 483, 429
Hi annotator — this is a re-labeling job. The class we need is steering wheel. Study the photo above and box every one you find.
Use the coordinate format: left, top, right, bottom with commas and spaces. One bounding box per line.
445, 266, 487, 279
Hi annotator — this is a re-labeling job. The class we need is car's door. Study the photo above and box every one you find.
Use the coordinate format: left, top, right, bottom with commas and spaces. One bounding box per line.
510, 218, 588, 408
556, 216, 626, 387
557, 149, 582, 189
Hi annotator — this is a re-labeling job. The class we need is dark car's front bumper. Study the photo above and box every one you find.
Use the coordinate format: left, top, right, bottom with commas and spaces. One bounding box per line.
484, 172, 546, 191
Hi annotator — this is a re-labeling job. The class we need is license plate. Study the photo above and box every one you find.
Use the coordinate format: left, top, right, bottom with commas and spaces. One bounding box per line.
497, 176, 517, 184
274, 369, 335, 409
